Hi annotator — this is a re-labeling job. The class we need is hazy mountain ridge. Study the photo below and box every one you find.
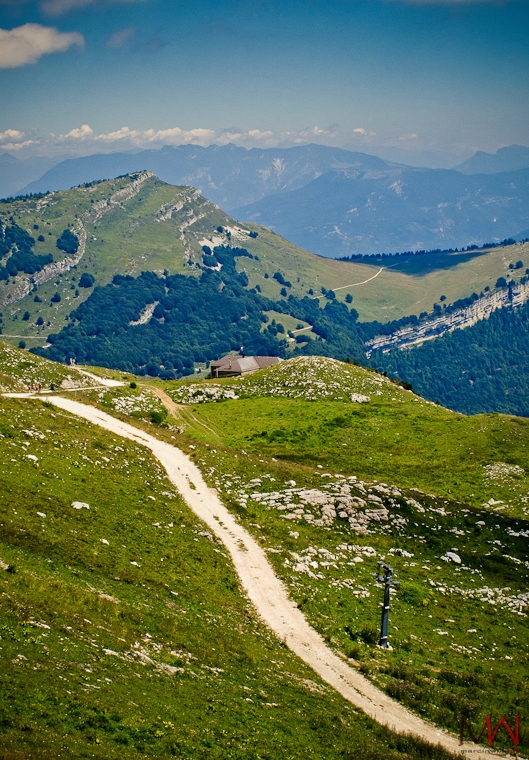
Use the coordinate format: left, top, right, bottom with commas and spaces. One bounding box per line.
12, 143, 529, 258
0, 152, 62, 200
19, 143, 393, 210
455, 144, 529, 175
235, 166, 529, 256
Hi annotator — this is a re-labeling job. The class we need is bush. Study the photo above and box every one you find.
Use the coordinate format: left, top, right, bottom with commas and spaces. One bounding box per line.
56, 229, 79, 255
495, 277, 507, 288
51, 292, 61, 303
249, 230, 258, 238
22, 311, 30, 321
345, 293, 353, 304
150, 409, 167, 425
129, 381, 137, 389
399, 582, 427, 606
18, 340, 26, 349
36, 317, 44, 326
202, 254, 217, 268
78, 273, 95, 288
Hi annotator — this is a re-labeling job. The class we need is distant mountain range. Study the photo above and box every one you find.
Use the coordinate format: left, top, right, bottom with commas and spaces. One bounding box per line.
0, 152, 62, 199
19, 143, 390, 210
455, 144, 529, 174
235, 166, 529, 256
7, 142, 529, 257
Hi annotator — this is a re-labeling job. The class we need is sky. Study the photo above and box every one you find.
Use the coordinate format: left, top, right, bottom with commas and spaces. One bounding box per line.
0, 0, 528, 165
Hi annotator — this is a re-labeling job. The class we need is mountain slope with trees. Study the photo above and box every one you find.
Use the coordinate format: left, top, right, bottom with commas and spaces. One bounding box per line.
372, 298, 529, 416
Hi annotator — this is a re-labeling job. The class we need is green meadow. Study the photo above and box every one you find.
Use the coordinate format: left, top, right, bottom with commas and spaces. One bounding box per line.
0, 396, 458, 760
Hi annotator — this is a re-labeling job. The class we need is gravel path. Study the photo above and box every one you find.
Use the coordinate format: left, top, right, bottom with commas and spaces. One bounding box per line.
33, 395, 494, 758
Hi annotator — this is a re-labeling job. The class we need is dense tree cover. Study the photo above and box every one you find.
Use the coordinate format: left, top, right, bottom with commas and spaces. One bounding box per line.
33, 246, 365, 378
339, 239, 522, 263
372, 301, 529, 416
56, 229, 79, 255
0, 218, 53, 280
0, 192, 49, 205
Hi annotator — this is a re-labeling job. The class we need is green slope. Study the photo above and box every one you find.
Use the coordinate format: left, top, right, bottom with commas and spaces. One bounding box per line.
0, 391, 458, 760
1, 173, 527, 353
151, 357, 527, 753
1, 347, 527, 756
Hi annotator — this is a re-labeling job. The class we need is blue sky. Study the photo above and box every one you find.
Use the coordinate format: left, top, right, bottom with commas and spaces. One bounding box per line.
1, 0, 528, 163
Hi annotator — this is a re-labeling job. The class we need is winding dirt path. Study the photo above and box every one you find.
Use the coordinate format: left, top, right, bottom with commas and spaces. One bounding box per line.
149, 385, 222, 439
28, 395, 491, 758
148, 386, 183, 419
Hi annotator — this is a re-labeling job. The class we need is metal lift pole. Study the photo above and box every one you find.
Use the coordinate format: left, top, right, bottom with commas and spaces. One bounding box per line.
373, 562, 396, 650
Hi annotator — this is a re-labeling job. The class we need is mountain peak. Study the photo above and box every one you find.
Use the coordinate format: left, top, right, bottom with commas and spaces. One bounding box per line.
455, 144, 529, 174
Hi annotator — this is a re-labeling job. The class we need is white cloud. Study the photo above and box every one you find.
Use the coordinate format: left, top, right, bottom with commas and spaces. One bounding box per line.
0, 23, 84, 68
0, 129, 25, 142
353, 127, 377, 138
20, 122, 438, 158
59, 124, 94, 141
0, 128, 37, 151
105, 26, 136, 49
55, 124, 284, 150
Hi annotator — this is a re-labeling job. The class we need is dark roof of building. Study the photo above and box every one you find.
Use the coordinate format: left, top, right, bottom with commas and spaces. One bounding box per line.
210, 355, 281, 373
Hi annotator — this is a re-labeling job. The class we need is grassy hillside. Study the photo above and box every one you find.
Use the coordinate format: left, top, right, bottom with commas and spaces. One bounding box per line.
147, 357, 527, 752
1, 348, 527, 756
0, 340, 100, 392
0, 174, 527, 353
0, 391, 460, 760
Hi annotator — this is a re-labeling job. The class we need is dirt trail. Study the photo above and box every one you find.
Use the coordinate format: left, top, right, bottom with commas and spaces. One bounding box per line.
148, 386, 183, 419
26, 395, 493, 758
75, 369, 124, 387
149, 386, 222, 439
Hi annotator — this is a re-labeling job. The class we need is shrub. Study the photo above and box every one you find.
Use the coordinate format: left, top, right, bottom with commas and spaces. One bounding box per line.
22, 311, 30, 321
56, 229, 79, 255
129, 381, 137, 389
79, 273, 95, 288
495, 277, 507, 288
399, 582, 427, 606
18, 340, 26, 349
51, 292, 61, 303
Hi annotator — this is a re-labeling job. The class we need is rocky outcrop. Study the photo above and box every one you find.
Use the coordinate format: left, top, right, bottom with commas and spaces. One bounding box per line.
366, 280, 529, 356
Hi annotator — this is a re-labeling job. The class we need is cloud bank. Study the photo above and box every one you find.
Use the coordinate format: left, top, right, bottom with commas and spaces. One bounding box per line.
53, 123, 380, 151
0, 23, 84, 68
0, 122, 414, 157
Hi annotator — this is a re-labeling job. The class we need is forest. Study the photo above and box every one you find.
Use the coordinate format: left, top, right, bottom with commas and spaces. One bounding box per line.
33, 246, 366, 377
372, 300, 529, 417
0, 218, 53, 280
